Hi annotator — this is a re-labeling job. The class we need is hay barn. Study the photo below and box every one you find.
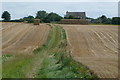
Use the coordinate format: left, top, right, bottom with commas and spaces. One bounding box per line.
66, 11, 86, 19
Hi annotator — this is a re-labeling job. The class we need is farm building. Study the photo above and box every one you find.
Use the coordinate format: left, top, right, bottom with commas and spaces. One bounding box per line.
60, 19, 89, 24
65, 11, 86, 19
34, 19, 40, 25
60, 11, 89, 24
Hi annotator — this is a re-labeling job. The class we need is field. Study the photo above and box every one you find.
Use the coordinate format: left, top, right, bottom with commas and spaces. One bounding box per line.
1, 22, 118, 78
2, 22, 50, 54
2, 22, 51, 78
2, 22, 95, 78
61, 24, 118, 78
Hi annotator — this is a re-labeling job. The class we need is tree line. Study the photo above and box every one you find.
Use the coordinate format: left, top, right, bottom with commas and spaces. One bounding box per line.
1, 11, 63, 23
89, 15, 120, 25
1, 10, 120, 25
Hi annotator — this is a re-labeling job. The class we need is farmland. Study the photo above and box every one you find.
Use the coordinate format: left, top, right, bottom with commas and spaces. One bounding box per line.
1, 22, 118, 78
2, 22, 95, 78
2, 22, 50, 54
2, 22, 50, 78
61, 24, 118, 78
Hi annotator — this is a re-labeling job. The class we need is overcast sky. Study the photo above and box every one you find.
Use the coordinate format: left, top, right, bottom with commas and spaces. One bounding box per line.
1, 2, 118, 20
1, 0, 119, 2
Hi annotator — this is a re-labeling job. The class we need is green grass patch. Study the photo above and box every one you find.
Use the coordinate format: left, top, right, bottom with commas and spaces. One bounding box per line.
2, 54, 14, 62
2, 55, 34, 78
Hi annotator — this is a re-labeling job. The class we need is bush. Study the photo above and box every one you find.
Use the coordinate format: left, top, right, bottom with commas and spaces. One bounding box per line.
43, 12, 63, 23
112, 17, 120, 25
22, 16, 34, 23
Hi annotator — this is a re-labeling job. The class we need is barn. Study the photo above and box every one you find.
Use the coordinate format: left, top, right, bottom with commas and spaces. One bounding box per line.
65, 11, 86, 19
60, 11, 88, 24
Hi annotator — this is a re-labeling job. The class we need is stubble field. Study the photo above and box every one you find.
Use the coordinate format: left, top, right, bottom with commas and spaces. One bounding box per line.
1, 22, 118, 78
61, 24, 118, 78
2, 22, 50, 55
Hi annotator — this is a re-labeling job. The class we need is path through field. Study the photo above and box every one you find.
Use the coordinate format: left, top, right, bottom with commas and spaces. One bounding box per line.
61, 24, 118, 78
2, 22, 50, 55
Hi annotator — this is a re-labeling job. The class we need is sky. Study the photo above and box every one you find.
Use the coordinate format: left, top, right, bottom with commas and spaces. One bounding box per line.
0, 2, 118, 20
1, 0, 119, 2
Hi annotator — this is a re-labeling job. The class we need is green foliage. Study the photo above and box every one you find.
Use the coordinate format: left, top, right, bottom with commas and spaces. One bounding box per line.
22, 16, 34, 23
112, 17, 120, 25
36, 10, 48, 21
1, 11, 11, 21
2, 54, 14, 62
105, 18, 112, 24
2, 55, 34, 78
43, 12, 63, 23
35, 10, 63, 23
91, 15, 112, 24
33, 44, 47, 54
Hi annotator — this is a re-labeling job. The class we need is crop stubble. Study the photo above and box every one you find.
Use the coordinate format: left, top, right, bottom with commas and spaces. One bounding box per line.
61, 24, 118, 78
2, 22, 50, 55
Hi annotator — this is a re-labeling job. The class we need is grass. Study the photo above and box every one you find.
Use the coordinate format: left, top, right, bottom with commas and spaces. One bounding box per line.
2, 54, 14, 62
34, 24, 97, 78
2, 54, 34, 78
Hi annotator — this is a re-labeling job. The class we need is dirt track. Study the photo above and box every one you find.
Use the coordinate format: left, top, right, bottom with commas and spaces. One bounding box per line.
61, 24, 118, 78
2, 22, 50, 55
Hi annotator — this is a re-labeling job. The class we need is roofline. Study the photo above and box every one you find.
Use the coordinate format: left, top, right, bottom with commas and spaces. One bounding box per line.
67, 11, 85, 13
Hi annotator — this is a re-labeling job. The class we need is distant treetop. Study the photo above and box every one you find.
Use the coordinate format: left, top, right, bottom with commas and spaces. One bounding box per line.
1, 11, 11, 21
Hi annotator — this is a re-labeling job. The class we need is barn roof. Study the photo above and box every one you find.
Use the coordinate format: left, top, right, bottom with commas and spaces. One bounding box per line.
66, 11, 86, 19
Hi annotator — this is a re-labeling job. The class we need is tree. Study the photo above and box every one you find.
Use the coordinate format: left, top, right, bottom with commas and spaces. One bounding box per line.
22, 16, 34, 23
112, 17, 120, 25
36, 10, 48, 21
1, 11, 11, 21
92, 15, 112, 24
44, 12, 63, 23
92, 17, 102, 24
105, 18, 112, 24
100, 15, 112, 24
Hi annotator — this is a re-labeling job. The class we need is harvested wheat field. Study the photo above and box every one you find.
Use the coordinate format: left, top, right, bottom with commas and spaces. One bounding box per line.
61, 24, 118, 78
1, 22, 118, 78
2, 23, 96, 78
2, 22, 50, 55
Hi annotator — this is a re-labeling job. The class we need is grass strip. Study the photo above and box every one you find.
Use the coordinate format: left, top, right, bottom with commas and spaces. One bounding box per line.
34, 24, 97, 78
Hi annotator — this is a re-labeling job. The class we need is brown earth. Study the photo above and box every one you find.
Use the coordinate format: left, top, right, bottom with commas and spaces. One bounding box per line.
61, 24, 118, 78
2, 22, 50, 55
